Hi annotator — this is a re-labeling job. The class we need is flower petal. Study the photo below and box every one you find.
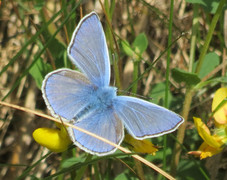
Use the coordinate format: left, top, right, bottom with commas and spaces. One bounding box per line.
193, 117, 222, 148
212, 87, 227, 125
124, 134, 158, 155
198, 142, 222, 159
33, 126, 71, 153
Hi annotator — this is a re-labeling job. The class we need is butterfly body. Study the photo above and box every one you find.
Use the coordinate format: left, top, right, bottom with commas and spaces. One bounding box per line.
74, 86, 117, 121
42, 12, 184, 156
93, 86, 117, 108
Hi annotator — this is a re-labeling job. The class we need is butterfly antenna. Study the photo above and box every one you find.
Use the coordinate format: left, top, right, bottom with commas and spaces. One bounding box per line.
117, 89, 153, 101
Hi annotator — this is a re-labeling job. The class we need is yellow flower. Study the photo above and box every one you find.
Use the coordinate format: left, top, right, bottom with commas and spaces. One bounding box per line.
189, 141, 222, 160
124, 134, 158, 155
193, 117, 222, 149
33, 123, 72, 153
189, 87, 227, 159
212, 87, 227, 125
188, 117, 222, 159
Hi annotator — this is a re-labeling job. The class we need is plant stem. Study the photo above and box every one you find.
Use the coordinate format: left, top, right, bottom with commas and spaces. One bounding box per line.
189, 5, 199, 72
132, 61, 139, 94
170, 88, 193, 175
163, 0, 174, 173
99, 0, 122, 89
165, 0, 174, 108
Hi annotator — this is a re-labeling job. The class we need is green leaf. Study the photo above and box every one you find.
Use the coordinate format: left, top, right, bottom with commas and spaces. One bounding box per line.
172, 68, 201, 86
197, 52, 220, 78
150, 82, 172, 107
121, 39, 134, 57
185, 0, 206, 5
34, 0, 45, 11
132, 33, 148, 55
186, 0, 224, 14
29, 58, 52, 89
61, 157, 85, 169
121, 33, 148, 61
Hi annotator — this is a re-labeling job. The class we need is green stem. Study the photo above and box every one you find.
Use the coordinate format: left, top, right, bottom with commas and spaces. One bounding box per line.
170, 88, 193, 175
165, 0, 174, 108
189, 5, 199, 72
100, 1, 122, 89
107, 25, 121, 89
132, 61, 139, 94
93, 162, 101, 180
163, 0, 174, 174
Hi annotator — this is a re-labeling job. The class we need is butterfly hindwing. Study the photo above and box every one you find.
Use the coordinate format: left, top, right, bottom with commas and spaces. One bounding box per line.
113, 96, 183, 139
68, 108, 124, 155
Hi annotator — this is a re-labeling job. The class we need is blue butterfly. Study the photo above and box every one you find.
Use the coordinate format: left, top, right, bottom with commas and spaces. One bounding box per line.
42, 12, 184, 156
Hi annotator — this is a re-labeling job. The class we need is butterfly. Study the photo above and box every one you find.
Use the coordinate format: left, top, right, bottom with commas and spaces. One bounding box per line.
42, 11, 184, 156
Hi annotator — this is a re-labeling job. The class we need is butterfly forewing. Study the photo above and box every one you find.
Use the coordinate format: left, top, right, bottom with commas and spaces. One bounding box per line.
42, 69, 94, 120
67, 12, 110, 87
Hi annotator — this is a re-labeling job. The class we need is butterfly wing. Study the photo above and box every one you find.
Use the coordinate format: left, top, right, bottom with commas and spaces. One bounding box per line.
67, 12, 110, 87
68, 108, 124, 155
42, 69, 95, 120
113, 96, 184, 139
